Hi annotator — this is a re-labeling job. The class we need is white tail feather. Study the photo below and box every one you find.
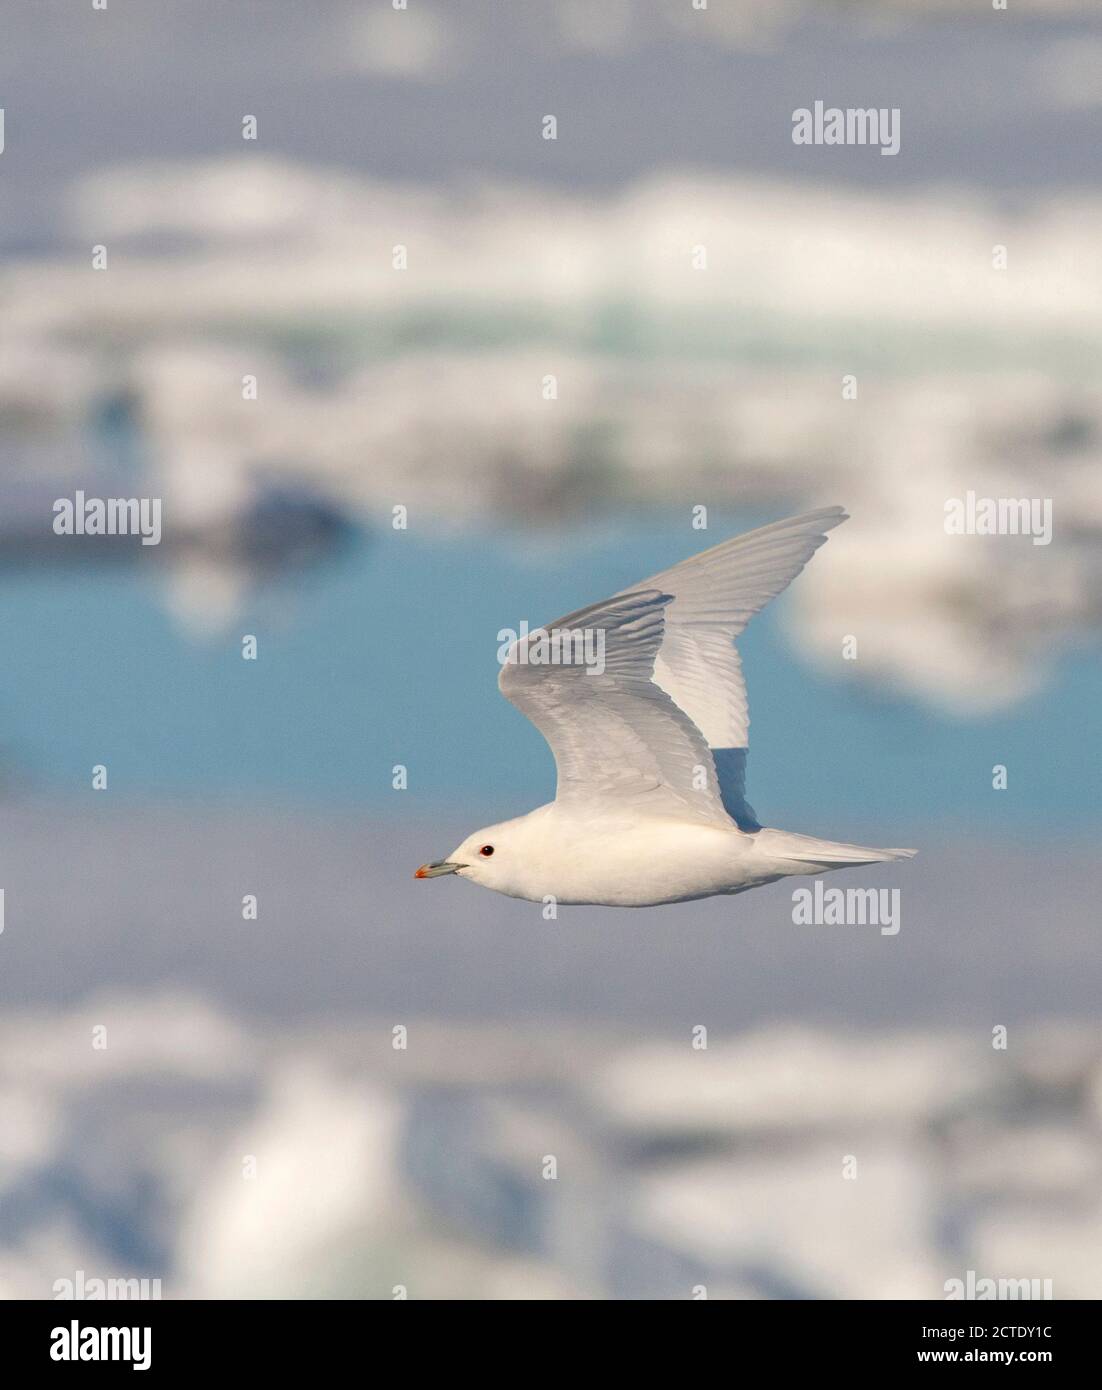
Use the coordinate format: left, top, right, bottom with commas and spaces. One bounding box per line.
763, 830, 917, 868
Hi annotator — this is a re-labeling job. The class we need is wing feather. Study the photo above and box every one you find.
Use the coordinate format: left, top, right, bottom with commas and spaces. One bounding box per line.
498, 589, 731, 827
625, 507, 849, 827
497, 509, 847, 831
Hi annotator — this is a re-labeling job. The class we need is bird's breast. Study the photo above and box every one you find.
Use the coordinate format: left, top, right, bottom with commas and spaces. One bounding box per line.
508, 820, 755, 907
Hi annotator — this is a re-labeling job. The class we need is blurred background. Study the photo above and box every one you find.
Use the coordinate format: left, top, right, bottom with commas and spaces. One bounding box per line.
1, 0, 1101, 1299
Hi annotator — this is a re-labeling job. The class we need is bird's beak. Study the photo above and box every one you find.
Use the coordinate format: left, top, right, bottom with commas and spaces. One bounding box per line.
414, 860, 466, 879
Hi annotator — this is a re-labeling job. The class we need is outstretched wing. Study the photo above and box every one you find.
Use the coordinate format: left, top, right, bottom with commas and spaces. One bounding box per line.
626, 507, 848, 828
498, 589, 732, 827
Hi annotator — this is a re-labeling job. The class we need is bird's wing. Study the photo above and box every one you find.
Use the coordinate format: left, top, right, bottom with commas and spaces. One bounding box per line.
498, 589, 733, 827
625, 507, 848, 828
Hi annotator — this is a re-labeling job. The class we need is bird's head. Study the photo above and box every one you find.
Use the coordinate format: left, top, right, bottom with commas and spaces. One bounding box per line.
414, 818, 524, 893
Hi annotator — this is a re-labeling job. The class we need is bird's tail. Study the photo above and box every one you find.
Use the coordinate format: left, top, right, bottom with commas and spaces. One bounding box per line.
760, 829, 917, 871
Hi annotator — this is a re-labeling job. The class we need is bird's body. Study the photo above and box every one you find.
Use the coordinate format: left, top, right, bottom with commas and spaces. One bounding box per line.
439, 804, 908, 907
416, 507, 915, 908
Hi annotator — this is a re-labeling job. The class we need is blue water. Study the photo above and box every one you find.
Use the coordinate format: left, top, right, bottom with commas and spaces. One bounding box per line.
0, 516, 1096, 837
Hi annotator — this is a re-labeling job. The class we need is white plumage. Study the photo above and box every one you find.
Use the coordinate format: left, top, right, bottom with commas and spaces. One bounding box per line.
415, 509, 915, 907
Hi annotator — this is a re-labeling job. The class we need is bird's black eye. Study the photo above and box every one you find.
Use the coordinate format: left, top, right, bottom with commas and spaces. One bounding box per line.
479, 844, 494, 857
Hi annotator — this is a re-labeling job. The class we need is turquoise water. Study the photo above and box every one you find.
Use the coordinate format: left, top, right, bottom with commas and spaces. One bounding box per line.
0, 516, 1096, 837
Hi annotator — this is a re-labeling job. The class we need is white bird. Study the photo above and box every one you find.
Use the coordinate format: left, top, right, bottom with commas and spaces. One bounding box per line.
415, 508, 915, 907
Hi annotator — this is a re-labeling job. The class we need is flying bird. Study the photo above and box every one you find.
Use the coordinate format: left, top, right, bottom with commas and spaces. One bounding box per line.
416, 508, 915, 907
